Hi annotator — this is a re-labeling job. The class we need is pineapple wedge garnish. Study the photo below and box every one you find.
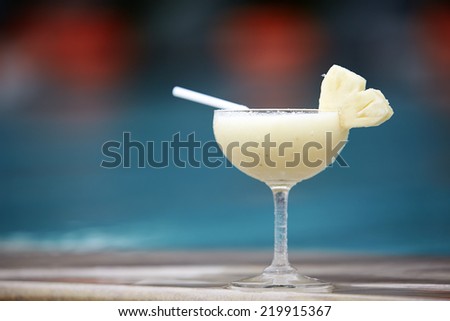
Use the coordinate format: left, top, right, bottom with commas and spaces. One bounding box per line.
319, 65, 393, 128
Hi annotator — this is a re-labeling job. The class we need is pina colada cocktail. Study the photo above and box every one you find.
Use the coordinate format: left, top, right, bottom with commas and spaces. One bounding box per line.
214, 109, 349, 289
213, 65, 392, 289
174, 64, 393, 290
213, 109, 349, 187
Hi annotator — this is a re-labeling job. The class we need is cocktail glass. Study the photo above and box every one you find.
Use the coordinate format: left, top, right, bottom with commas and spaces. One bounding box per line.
213, 109, 349, 290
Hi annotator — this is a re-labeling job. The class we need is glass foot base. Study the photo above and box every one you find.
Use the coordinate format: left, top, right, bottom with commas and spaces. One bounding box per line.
230, 271, 333, 292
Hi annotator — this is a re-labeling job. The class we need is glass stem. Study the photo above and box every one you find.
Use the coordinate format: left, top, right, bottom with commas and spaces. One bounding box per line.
266, 185, 295, 273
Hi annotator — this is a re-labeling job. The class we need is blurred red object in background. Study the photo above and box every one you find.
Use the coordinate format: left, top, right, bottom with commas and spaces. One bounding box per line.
212, 5, 325, 107
419, 5, 450, 75
415, 4, 450, 115
214, 5, 323, 81
10, 4, 136, 91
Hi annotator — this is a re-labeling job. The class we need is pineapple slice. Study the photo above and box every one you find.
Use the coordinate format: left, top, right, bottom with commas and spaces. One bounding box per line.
319, 65, 393, 128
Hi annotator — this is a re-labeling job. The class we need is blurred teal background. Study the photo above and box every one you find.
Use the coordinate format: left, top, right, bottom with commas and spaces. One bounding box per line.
0, 0, 449, 254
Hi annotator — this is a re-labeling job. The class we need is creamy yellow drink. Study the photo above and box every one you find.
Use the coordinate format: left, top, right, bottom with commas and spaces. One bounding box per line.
211, 65, 393, 289
213, 65, 393, 189
176, 64, 394, 289
213, 109, 349, 187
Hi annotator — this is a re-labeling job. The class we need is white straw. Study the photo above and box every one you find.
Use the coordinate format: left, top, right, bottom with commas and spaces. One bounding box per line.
172, 86, 248, 110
